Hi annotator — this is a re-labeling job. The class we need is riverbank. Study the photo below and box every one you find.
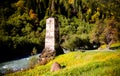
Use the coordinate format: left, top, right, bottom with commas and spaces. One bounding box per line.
6, 48, 120, 76
0, 54, 40, 75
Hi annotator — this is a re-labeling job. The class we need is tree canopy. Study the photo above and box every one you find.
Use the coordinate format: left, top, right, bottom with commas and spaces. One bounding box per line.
0, 0, 120, 62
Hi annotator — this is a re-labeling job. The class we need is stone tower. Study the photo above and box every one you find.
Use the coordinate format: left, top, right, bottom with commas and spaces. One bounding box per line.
39, 17, 64, 65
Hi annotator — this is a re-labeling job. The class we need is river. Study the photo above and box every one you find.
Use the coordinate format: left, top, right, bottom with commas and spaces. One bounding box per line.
0, 49, 69, 75
0, 54, 40, 75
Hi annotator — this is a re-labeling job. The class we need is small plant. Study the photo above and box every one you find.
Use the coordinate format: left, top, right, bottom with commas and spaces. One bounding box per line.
28, 56, 38, 69
31, 47, 37, 55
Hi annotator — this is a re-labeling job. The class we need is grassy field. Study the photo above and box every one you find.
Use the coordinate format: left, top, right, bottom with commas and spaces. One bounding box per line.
6, 43, 120, 76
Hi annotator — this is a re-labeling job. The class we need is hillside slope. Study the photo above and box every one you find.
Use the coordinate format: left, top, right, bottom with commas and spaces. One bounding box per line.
6, 49, 120, 76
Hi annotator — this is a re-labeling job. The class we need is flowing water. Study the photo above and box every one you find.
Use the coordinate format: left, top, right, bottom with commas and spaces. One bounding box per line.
0, 49, 69, 75
0, 54, 40, 75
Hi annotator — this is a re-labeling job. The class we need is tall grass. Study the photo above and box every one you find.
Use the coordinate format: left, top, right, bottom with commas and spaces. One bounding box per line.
6, 49, 120, 76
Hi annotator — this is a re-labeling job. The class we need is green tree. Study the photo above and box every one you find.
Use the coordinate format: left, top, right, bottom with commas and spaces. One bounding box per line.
90, 19, 120, 49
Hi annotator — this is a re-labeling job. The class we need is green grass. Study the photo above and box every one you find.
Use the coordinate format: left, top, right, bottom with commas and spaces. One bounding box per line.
110, 43, 120, 49
99, 42, 120, 50
6, 48, 120, 76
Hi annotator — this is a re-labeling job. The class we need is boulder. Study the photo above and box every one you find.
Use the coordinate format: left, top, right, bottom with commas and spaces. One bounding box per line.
50, 62, 61, 72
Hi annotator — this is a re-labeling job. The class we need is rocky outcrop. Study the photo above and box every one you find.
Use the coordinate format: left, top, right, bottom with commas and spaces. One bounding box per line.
39, 45, 64, 65
39, 48, 56, 65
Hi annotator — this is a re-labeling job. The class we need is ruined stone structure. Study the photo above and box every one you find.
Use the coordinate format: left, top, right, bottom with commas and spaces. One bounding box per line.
39, 17, 64, 65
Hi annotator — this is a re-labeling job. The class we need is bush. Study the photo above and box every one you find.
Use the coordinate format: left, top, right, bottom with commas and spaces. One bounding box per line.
90, 19, 120, 49
58, 16, 94, 51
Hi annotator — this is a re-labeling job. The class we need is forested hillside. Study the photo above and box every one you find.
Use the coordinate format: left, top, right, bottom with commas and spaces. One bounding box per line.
0, 0, 120, 63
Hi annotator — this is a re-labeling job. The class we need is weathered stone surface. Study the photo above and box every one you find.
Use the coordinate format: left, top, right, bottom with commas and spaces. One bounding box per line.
39, 17, 64, 65
39, 48, 56, 65
50, 62, 61, 72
